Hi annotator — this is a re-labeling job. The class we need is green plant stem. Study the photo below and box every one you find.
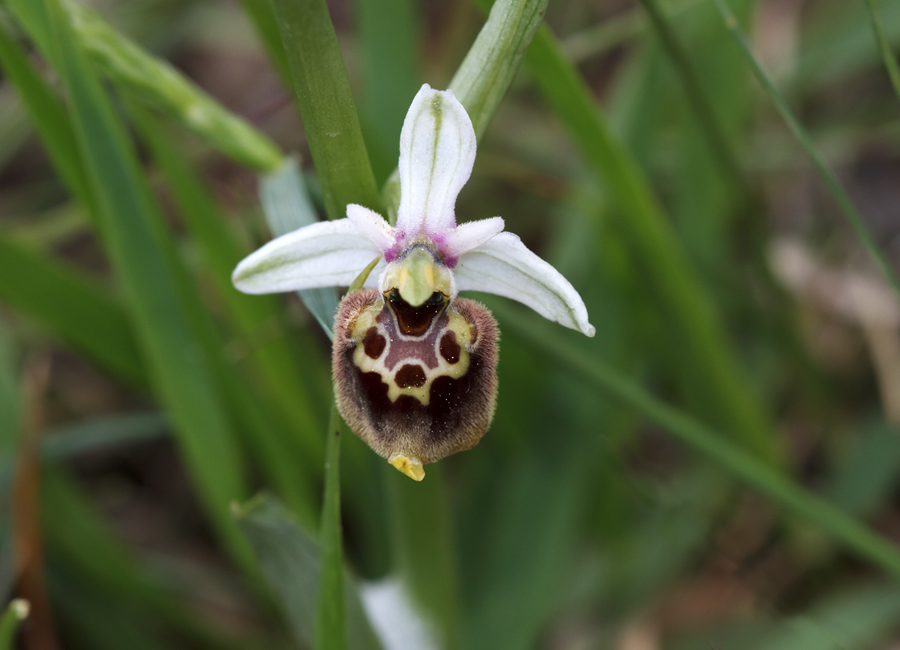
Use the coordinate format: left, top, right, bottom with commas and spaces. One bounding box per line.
712, 0, 900, 302
500, 308, 900, 582
269, 0, 383, 222
315, 406, 345, 650
866, 0, 900, 106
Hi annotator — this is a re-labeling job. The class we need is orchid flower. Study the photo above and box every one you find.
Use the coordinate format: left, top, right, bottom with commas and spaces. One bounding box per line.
233, 84, 594, 480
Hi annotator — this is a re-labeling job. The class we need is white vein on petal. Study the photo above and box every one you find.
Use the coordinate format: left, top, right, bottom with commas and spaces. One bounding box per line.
455, 232, 596, 336
232, 219, 382, 294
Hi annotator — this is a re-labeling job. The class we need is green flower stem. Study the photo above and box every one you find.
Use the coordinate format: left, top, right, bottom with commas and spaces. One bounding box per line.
6, 0, 283, 172
866, 0, 900, 106
501, 308, 900, 582
712, 0, 900, 302
269, 0, 383, 222
522, 24, 780, 465
315, 406, 346, 650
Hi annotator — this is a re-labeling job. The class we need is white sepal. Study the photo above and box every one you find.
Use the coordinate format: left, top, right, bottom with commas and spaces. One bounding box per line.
396, 84, 476, 237
455, 232, 596, 336
232, 219, 382, 294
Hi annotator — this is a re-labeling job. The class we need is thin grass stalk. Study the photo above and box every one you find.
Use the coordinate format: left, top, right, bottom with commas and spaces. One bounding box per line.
500, 308, 900, 582
712, 0, 900, 301
315, 406, 345, 650
0, 600, 29, 650
865, 0, 900, 106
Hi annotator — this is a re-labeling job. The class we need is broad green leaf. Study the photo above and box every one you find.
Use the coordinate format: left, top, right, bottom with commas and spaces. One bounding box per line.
269, 0, 383, 222
39, 0, 250, 564
234, 494, 382, 650
0, 236, 146, 389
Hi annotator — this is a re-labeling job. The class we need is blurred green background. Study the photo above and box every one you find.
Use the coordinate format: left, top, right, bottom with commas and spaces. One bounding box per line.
2, 0, 900, 648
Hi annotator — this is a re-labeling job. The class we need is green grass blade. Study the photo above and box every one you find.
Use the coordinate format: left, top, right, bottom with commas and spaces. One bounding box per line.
866, 0, 900, 105
0, 236, 146, 388
6, 0, 282, 173
39, 0, 250, 564
234, 494, 382, 650
269, 0, 383, 222
0, 600, 29, 650
712, 0, 900, 302
499, 306, 900, 582
522, 24, 780, 465
0, 22, 97, 218
356, 0, 419, 184
131, 106, 325, 461
449, 0, 549, 139
316, 406, 345, 650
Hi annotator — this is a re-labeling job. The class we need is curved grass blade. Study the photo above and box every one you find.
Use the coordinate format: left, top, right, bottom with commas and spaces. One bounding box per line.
39, 0, 250, 565
6, 0, 283, 173
499, 305, 900, 582
0, 22, 97, 218
269, 0, 382, 222
517, 21, 780, 466
712, 0, 900, 302
866, 0, 900, 105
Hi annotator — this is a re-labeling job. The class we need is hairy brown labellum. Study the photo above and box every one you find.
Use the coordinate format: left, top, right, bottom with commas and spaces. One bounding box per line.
332, 288, 498, 466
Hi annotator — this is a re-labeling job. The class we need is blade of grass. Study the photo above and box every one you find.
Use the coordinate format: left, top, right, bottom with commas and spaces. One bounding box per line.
356, 0, 419, 184
39, 0, 251, 565
515, 19, 780, 465
0, 22, 97, 218
131, 105, 326, 467
498, 305, 900, 582
269, 0, 383, 221
712, 0, 900, 301
233, 0, 291, 84
0, 325, 19, 451
866, 0, 900, 105
0, 236, 146, 389
0, 600, 29, 650
6, 0, 283, 173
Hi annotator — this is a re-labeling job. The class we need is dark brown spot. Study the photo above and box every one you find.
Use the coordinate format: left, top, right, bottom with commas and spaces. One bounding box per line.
395, 364, 427, 388
440, 331, 461, 364
362, 327, 386, 359
387, 290, 447, 336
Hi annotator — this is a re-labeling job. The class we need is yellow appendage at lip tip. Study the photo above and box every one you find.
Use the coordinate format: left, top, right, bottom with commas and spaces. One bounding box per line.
388, 453, 425, 481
